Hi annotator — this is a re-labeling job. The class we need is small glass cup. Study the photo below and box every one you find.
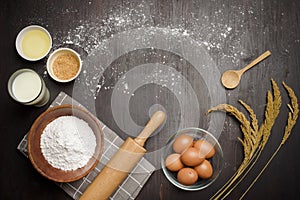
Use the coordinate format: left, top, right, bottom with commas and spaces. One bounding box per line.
8, 68, 50, 107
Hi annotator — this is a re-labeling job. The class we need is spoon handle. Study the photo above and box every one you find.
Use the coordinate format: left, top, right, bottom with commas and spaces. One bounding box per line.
240, 50, 271, 73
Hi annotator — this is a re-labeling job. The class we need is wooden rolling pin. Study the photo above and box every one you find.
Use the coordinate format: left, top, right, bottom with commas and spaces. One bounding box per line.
79, 111, 166, 200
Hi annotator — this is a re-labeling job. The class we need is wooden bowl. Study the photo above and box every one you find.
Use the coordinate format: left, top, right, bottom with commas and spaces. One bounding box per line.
28, 104, 103, 182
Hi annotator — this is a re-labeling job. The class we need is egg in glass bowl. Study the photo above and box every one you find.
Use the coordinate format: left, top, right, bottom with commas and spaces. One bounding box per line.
161, 127, 224, 191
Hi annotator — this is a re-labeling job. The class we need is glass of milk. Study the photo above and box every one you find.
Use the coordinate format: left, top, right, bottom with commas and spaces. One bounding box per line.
8, 68, 50, 107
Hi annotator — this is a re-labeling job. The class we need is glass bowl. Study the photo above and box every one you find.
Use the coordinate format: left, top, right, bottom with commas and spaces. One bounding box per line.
161, 127, 224, 191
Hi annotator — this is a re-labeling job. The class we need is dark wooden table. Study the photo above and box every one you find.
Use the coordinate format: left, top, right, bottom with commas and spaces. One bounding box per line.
1, 0, 300, 199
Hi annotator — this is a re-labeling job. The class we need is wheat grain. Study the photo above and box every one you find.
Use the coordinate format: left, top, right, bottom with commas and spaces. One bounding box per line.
281, 82, 299, 144
209, 79, 284, 200
240, 82, 298, 199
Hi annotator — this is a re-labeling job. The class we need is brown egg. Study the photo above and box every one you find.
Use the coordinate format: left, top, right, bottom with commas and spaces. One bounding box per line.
165, 153, 184, 172
180, 147, 205, 166
194, 139, 215, 158
177, 167, 198, 185
194, 159, 213, 179
172, 134, 194, 153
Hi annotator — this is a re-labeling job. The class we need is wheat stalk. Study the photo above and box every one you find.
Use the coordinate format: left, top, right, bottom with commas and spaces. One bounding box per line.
207, 104, 253, 162
209, 79, 283, 200
281, 82, 299, 145
208, 103, 254, 200
220, 80, 282, 199
238, 100, 259, 159
240, 82, 298, 199
259, 79, 281, 149
207, 104, 251, 199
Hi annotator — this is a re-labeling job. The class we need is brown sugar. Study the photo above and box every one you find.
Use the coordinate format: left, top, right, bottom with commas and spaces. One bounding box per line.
52, 53, 80, 80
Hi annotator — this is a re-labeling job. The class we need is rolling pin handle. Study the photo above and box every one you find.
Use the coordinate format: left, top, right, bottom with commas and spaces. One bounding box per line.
134, 111, 166, 147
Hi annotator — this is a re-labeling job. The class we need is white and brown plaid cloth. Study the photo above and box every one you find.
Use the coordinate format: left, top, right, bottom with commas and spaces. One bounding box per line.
17, 91, 155, 200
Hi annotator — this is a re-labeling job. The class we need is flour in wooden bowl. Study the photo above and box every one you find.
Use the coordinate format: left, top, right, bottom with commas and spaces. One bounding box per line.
40, 116, 96, 171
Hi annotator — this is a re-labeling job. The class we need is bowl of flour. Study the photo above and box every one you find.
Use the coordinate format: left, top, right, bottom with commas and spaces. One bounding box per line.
28, 104, 103, 182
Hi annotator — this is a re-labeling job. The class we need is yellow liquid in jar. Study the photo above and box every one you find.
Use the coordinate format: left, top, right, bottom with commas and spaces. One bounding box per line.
21, 30, 50, 60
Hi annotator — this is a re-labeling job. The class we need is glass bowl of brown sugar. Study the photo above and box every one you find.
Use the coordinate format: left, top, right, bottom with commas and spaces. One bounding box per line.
47, 47, 82, 82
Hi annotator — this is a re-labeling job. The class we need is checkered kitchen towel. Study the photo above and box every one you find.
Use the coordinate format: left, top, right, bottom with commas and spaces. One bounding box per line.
17, 91, 155, 200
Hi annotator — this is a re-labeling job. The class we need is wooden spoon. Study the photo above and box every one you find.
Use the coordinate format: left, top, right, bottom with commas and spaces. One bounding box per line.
221, 50, 271, 89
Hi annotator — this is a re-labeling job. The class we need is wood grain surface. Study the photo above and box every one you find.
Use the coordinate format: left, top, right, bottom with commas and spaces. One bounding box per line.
0, 0, 299, 199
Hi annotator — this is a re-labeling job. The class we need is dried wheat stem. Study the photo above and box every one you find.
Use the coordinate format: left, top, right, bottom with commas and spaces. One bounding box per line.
240, 82, 298, 199
239, 146, 280, 200
208, 103, 253, 200
221, 147, 262, 199
210, 79, 283, 200
281, 82, 299, 145
223, 80, 282, 199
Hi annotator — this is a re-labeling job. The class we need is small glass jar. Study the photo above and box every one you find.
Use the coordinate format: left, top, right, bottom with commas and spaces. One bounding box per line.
8, 68, 50, 107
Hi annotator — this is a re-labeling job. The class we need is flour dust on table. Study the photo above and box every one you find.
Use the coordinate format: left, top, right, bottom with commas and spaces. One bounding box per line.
69, 21, 227, 170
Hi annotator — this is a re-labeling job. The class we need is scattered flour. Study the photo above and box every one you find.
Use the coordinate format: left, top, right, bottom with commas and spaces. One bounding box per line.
40, 116, 96, 171
52, 1, 246, 100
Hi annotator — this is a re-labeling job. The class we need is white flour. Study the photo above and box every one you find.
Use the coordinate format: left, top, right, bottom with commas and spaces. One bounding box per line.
40, 116, 96, 171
